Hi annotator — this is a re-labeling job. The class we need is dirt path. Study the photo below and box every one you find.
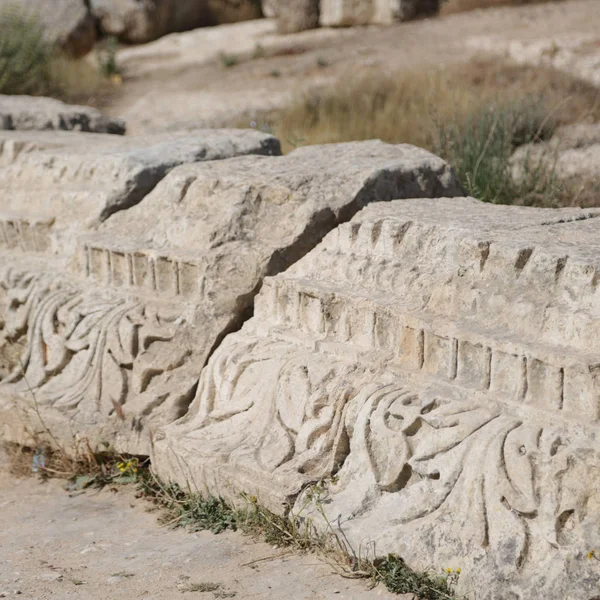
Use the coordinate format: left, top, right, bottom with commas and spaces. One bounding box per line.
106, 0, 600, 135
0, 472, 403, 600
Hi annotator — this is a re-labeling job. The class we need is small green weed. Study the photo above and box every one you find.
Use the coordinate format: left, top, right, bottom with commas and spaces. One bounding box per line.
374, 555, 460, 599
183, 582, 222, 592
110, 571, 135, 578
96, 36, 122, 80
219, 52, 239, 68
139, 475, 464, 599
435, 99, 561, 205
252, 43, 265, 60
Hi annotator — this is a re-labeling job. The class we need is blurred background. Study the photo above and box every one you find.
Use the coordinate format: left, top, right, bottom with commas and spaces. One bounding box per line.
1, 0, 599, 207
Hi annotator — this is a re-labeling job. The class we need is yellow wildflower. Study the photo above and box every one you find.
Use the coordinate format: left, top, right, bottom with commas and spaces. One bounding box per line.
456, 568, 461, 574
588, 550, 595, 560
446, 568, 453, 574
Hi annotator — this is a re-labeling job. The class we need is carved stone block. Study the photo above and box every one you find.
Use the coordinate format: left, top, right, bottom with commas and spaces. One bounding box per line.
0, 128, 281, 255
154, 197, 600, 600
0, 139, 463, 455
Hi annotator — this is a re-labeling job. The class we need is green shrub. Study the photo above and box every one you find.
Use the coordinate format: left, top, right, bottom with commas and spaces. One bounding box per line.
0, 6, 52, 95
434, 99, 560, 205
96, 37, 122, 79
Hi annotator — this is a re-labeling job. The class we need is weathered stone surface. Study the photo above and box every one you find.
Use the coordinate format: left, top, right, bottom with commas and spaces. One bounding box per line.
277, 0, 319, 33
320, 0, 439, 26
262, 0, 279, 18
1, 0, 96, 58
154, 197, 600, 600
393, 0, 439, 21
320, 0, 374, 26
511, 124, 600, 198
90, 0, 175, 44
466, 32, 600, 89
0, 128, 280, 253
0, 141, 463, 454
0, 95, 126, 135
90, 0, 262, 44
204, 0, 263, 25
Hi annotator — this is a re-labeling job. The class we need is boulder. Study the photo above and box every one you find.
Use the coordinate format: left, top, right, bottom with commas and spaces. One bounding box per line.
262, 0, 278, 18
277, 0, 319, 33
90, 0, 263, 44
204, 0, 263, 26
155, 196, 600, 600
0, 0, 96, 58
320, 0, 440, 26
510, 124, 600, 205
393, 0, 440, 21
0, 95, 126, 135
320, 0, 373, 26
90, 0, 181, 44
0, 140, 463, 454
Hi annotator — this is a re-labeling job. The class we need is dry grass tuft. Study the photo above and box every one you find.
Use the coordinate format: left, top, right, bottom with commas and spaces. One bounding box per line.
48, 55, 114, 106
0, 5, 116, 106
263, 59, 599, 206
269, 60, 600, 153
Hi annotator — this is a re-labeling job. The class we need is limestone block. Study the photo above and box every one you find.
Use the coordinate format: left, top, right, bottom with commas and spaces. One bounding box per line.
393, 0, 440, 21
276, 0, 319, 33
511, 124, 600, 207
320, 0, 439, 26
154, 197, 600, 600
320, 0, 374, 26
90, 0, 186, 44
0, 95, 126, 135
0, 128, 281, 254
0, 141, 463, 454
262, 0, 278, 18
90, 0, 262, 44
204, 0, 263, 25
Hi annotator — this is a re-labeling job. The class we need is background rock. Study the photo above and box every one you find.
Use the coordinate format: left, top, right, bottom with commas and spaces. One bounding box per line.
277, 0, 320, 33
394, 0, 440, 21
320, 0, 374, 26
320, 0, 439, 26
0, 95, 126, 135
90, 0, 263, 44
510, 123, 600, 204
262, 0, 279, 18
204, 0, 263, 26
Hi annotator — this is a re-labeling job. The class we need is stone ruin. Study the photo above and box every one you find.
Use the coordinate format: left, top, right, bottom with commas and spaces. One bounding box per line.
1, 127, 599, 599
273, 0, 440, 32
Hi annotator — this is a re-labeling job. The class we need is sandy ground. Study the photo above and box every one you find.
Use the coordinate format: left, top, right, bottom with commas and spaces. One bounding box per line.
0, 471, 404, 600
105, 0, 600, 134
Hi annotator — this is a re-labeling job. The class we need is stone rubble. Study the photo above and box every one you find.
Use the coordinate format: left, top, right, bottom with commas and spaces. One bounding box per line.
0, 95, 126, 135
511, 123, 600, 200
